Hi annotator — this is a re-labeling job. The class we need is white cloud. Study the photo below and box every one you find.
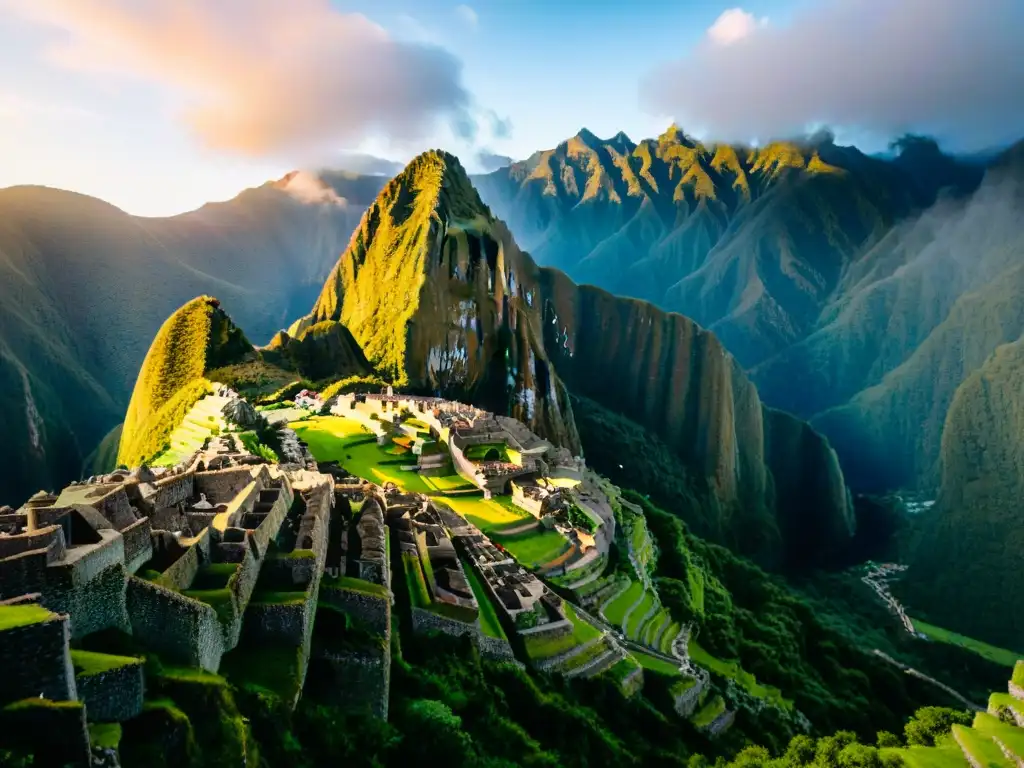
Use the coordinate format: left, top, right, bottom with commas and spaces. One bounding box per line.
707, 8, 767, 46
642, 0, 1024, 150
4, 0, 484, 158
455, 5, 478, 28
279, 170, 348, 205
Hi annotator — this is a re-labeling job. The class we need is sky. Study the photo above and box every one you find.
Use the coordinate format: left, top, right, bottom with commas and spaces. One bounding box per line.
0, 0, 1022, 216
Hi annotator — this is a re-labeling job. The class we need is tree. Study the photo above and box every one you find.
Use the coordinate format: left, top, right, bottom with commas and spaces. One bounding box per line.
903, 707, 971, 747
837, 743, 882, 768
782, 734, 816, 768
875, 732, 901, 748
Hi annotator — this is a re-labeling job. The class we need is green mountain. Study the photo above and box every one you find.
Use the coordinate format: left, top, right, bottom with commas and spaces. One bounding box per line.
899, 333, 1024, 648
117, 296, 253, 467
0, 173, 385, 504
285, 150, 853, 567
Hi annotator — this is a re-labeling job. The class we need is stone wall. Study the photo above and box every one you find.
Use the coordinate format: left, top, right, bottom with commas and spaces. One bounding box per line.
319, 585, 390, 637
221, 545, 261, 648
195, 467, 261, 504
126, 576, 223, 671
477, 633, 516, 662
121, 517, 153, 573
157, 527, 212, 591
0, 697, 90, 766
0, 525, 63, 560
0, 549, 49, 601
96, 488, 136, 530
75, 658, 144, 722
250, 479, 293, 554
45, 562, 130, 639
147, 473, 195, 510
0, 611, 76, 705
244, 600, 310, 646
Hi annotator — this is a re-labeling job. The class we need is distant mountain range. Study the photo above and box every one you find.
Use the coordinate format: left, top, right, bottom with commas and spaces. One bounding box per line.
0, 172, 385, 504
4, 126, 1024, 645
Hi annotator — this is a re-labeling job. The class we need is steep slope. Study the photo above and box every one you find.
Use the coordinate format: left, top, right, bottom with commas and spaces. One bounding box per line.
753, 145, 1024, 491
118, 296, 253, 467
900, 335, 1024, 647
475, 128, 981, 368
0, 174, 385, 503
291, 150, 854, 566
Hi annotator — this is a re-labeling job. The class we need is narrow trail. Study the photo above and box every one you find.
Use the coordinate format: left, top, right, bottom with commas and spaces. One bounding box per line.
872, 650, 983, 711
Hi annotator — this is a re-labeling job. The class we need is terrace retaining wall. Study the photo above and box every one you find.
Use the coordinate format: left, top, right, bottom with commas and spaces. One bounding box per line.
75, 659, 145, 722
126, 576, 223, 671
0, 612, 77, 706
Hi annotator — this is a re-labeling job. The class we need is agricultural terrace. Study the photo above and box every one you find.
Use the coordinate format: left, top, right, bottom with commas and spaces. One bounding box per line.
292, 414, 575, 571
522, 602, 602, 661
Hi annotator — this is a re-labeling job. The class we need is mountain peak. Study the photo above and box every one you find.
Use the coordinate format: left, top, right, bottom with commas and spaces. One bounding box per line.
572, 127, 602, 147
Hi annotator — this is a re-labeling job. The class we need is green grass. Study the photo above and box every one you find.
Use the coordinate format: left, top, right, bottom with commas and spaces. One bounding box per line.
70, 649, 142, 677
692, 695, 726, 728
973, 712, 1024, 759
219, 644, 304, 703
421, 472, 476, 492
989, 692, 1024, 719
490, 528, 570, 569
913, 618, 1022, 668
181, 588, 236, 623
292, 416, 438, 493
561, 639, 612, 672
320, 575, 389, 599
603, 581, 644, 627
632, 649, 681, 677
88, 722, 122, 750
659, 622, 681, 655
250, 591, 307, 606
670, 676, 697, 697
434, 494, 532, 532
625, 591, 657, 640
524, 629, 581, 660
461, 559, 507, 640
1014, 660, 1024, 687
689, 639, 791, 708
565, 603, 602, 645
881, 745, 969, 768
405, 418, 431, 433
0, 603, 54, 631
190, 563, 238, 590
403, 553, 431, 609
606, 657, 642, 683
953, 725, 1014, 768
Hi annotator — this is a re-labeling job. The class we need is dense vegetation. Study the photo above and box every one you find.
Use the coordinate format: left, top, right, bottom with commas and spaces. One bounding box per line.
117, 297, 252, 467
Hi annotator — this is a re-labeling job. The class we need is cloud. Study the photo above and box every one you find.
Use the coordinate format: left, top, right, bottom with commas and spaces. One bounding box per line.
455, 5, 478, 28
333, 152, 405, 176
6, 0, 483, 158
707, 8, 767, 46
488, 111, 513, 140
475, 150, 514, 172
278, 171, 348, 206
642, 0, 1024, 151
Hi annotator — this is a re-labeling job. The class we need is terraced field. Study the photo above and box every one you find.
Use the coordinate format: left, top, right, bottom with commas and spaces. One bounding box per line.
152, 394, 230, 466
602, 580, 644, 626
